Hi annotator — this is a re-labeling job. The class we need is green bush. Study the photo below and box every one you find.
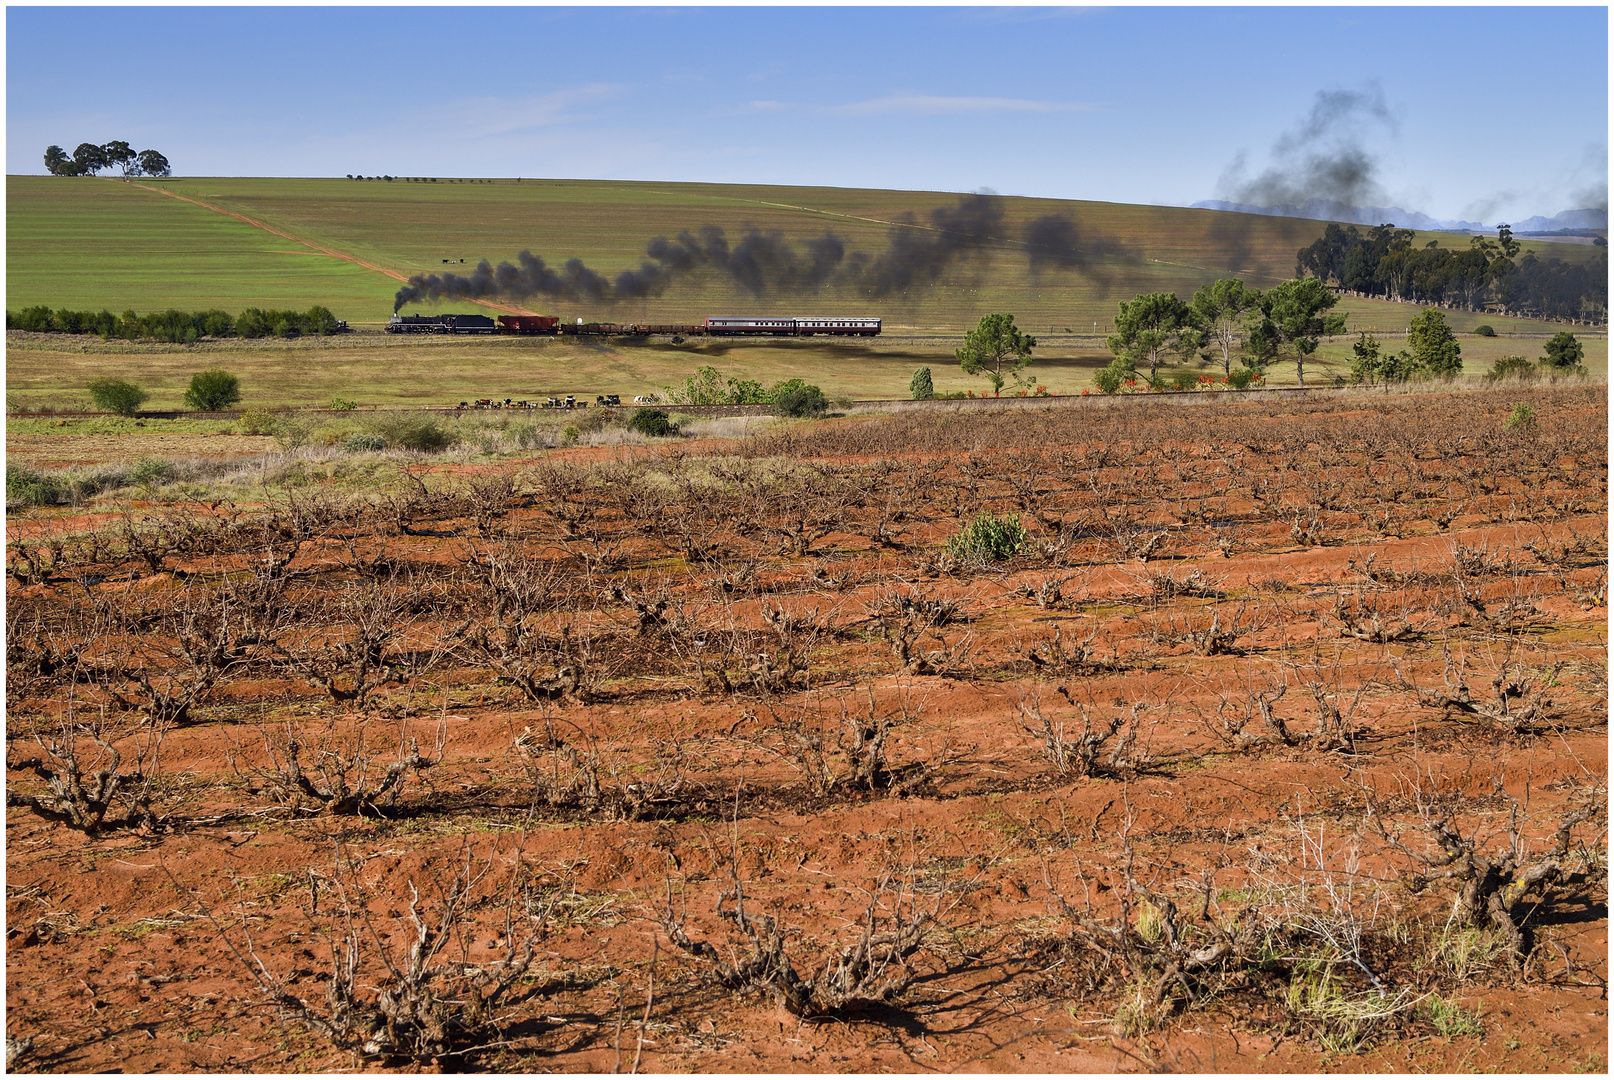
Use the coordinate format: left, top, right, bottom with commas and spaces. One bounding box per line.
1484, 355, 1538, 382
773, 383, 829, 418
365, 412, 453, 452
87, 376, 148, 416
627, 408, 676, 437
909, 366, 935, 399
341, 433, 387, 453
236, 305, 345, 339
1225, 367, 1259, 390
665, 365, 772, 405
184, 369, 241, 411
1168, 368, 1198, 391
945, 510, 1027, 563
561, 424, 580, 445
1473, 324, 1496, 337
328, 396, 358, 411
1505, 402, 1536, 431
6, 462, 65, 507
1540, 331, 1585, 371
128, 457, 176, 486
7, 306, 56, 332
1093, 359, 1130, 394
238, 408, 278, 435
8, 305, 254, 341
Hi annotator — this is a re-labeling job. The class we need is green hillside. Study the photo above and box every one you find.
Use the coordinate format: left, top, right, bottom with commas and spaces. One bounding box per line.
7, 175, 1600, 335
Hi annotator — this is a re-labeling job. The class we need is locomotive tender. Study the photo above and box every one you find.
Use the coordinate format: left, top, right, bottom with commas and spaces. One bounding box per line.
386, 313, 880, 337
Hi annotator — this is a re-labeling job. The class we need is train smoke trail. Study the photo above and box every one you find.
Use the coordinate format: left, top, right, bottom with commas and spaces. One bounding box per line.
393, 193, 1102, 311
1212, 86, 1397, 219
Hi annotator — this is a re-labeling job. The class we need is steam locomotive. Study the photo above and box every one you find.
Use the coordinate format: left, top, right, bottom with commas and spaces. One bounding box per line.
386, 313, 881, 337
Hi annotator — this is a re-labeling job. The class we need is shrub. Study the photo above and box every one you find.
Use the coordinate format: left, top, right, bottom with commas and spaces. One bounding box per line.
236, 305, 344, 339
1169, 368, 1198, 391
128, 457, 175, 486
560, 425, 580, 445
1540, 330, 1585, 371
7, 305, 56, 332
8, 306, 253, 340
238, 408, 277, 435
666, 365, 772, 405
365, 412, 453, 452
1484, 355, 1538, 382
1505, 402, 1535, 431
87, 377, 148, 416
507, 420, 543, 449
271, 412, 314, 450
184, 369, 241, 411
946, 510, 1027, 563
1094, 359, 1130, 394
1226, 367, 1259, 389
773, 383, 829, 418
341, 433, 387, 453
627, 408, 676, 437
6, 463, 65, 507
328, 396, 358, 411
910, 366, 935, 399
1473, 324, 1496, 337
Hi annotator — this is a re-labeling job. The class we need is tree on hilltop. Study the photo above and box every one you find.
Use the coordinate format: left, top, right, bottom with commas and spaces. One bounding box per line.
72, 142, 109, 175
43, 145, 74, 175
137, 150, 171, 178
103, 141, 138, 177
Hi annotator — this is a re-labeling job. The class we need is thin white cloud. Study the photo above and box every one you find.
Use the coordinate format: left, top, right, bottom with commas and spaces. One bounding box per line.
833, 94, 1099, 116
429, 84, 628, 139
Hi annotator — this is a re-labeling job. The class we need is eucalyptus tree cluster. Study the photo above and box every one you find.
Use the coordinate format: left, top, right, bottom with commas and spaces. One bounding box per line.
43, 141, 169, 177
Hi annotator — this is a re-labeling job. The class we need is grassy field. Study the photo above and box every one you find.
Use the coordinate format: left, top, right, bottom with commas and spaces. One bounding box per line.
4, 177, 399, 313
7, 175, 1604, 409
6, 323, 1603, 411
7, 175, 1602, 338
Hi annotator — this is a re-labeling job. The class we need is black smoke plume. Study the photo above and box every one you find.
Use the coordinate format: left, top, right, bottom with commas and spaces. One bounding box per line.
393, 193, 1101, 312
1215, 86, 1396, 215
854, 192, 1005, 296
393, 252, 610, 310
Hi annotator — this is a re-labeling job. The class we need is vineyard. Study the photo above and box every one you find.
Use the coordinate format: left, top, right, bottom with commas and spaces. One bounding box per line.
5, 385, 1607, 1072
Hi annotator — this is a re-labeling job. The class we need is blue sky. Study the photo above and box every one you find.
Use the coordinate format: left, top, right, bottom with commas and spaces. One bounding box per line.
6, 6, 1607, 222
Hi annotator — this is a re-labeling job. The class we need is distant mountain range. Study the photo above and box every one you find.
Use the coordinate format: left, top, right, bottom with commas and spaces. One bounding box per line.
1191, 199, 1607, 236
1508, 208, 1608, 234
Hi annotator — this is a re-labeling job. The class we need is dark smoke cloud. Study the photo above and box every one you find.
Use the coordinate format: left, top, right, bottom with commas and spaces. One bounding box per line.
622, 225, 850, 298
393, 252, 610, 310
1020, 211, 1125, 279
857, 192, 1004, 296
394, 193, 1103, 312
1216, 86, 1396, 212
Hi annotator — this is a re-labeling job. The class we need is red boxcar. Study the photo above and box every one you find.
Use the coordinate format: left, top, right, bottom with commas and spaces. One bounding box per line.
498, 315, 560, 334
